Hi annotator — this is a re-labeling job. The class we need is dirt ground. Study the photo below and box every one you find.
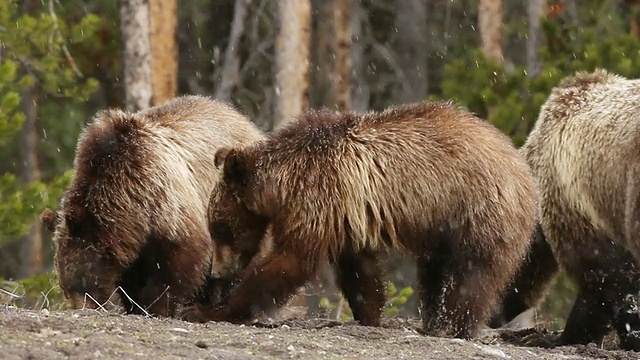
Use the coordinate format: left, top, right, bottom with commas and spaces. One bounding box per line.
0, 306, 637, 360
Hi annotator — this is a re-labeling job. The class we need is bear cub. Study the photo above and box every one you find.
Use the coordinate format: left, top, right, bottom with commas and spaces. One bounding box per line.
42, 95, 264, 316
180, 101, 537, 339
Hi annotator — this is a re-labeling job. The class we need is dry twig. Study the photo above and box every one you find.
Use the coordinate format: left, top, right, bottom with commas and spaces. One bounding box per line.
48, 0, 84, 78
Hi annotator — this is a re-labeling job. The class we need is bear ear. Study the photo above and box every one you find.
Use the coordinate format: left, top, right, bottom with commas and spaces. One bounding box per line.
221, 148, 251, 188
41, 208, 59, 233
214, 147, 231, 169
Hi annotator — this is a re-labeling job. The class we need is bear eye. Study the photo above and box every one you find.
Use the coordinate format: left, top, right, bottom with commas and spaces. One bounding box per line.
211, 222, 233, 244
67, 219, 90, 239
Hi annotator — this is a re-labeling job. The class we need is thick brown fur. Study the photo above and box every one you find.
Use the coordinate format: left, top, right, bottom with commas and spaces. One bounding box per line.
179, 101, 538, 339
41, 95, 264, 317
488, 223, 559, 329
513, 69, 640, 350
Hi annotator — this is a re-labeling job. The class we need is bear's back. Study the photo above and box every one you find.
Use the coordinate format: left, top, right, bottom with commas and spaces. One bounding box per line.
259, 101, 536, 254
65, 96, 264, 239
523, 70, 640, 240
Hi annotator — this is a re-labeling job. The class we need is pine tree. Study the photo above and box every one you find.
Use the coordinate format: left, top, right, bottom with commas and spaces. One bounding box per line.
0, 1, 99, 247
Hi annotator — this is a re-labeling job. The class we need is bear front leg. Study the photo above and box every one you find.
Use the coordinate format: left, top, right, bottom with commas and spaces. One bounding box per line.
560, 286, 615, 346
559, 240, 640, 348
132, 280, 177, 317
333, 250, 385, 326
615, 294, 640, 351
118, 252, 177, 317
625, 166, 640, 264
179, 251, 313, 324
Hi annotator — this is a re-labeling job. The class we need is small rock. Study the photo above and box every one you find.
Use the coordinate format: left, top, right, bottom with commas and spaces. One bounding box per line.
195, 340, 208, 349
40, 309, 50, 316
287, 344, 295, 352
281, 325, 291, 330
268, 335, 275, 339
475, 344, 510, 359
170, 327, 189, 333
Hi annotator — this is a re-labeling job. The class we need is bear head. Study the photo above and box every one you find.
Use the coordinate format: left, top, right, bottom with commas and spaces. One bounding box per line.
41, 203, 123, 310
207, 147, 271, 279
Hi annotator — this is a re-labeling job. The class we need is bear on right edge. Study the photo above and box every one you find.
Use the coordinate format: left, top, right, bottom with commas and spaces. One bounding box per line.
505, 69, 640, 350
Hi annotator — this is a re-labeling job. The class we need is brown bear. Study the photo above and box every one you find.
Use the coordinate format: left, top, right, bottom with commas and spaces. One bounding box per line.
178, 101, 538, 339
491, 69, 640, 350
41, 95, 265, 317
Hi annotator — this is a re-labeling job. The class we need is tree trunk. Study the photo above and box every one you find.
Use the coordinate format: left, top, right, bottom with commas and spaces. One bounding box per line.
310, 0, 330, 108
351, 0, 369, 113
478, 0, 503, 64
312, 0, 353, 111
273, 0, 311, 129
19, 85, 43, 278
214, 0, 252, 102
624, 0, 640, 38
149, 0, 177, 106
393, 0, 428, 103
120, 0, 153, 111
527, 0, 546, 78
328, 0, 352, 111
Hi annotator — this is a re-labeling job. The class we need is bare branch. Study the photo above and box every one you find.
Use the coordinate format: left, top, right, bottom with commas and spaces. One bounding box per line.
214, 0, 253, 101
369, 42, 410, 90
49, 0, 84, 78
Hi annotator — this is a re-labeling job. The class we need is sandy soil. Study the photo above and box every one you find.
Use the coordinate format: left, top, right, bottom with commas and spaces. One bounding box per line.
0, 306, 637, 360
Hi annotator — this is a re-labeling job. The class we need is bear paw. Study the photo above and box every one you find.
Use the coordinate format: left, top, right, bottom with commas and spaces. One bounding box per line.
178, 304, 215, 323
619, 331, 640, 352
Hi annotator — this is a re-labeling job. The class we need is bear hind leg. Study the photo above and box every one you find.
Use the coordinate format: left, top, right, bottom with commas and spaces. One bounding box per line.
419, 234, 516, 339
439, 259, 506, 339
416, 246, 448, 335
333, 249, 386, 326
488, 223, 559, 328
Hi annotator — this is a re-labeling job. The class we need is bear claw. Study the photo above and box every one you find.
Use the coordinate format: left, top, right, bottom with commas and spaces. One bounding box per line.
178, 305, 211, 323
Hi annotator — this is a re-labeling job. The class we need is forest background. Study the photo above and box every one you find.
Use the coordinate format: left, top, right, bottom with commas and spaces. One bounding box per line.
1, 0, 637, 331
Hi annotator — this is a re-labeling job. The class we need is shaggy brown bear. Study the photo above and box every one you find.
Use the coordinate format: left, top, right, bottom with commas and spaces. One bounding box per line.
179, 101, 538, 339
41, 95, 264, 317
494, 69, 640, 350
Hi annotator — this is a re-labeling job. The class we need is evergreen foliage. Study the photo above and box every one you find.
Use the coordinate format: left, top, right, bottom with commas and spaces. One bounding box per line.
437, 7, 640, 146
0, 0, 99, 245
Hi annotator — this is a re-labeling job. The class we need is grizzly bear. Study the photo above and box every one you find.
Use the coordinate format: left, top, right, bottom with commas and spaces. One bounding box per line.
178, 101, 538, 339
41, 95, 265, 317
493, 69, 640, 350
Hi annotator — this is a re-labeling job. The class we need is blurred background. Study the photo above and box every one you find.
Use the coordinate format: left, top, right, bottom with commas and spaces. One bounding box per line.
1, 0, 637, 329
